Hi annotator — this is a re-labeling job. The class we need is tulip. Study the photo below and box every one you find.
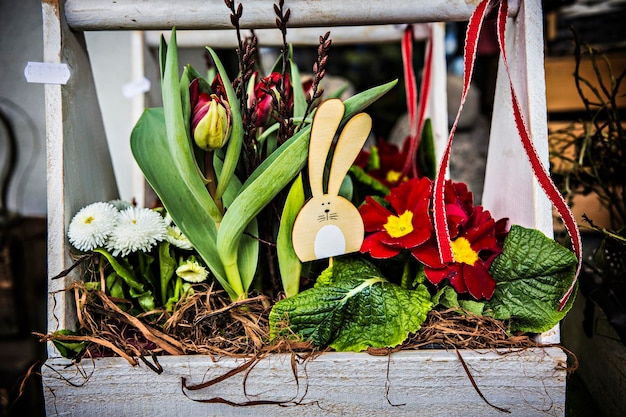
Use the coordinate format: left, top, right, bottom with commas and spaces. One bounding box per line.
190, 77, 232, 151
191, 92, 232, 151
250, 72, 293, 127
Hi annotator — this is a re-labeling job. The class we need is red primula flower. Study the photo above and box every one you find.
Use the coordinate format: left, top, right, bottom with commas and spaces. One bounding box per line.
355, 137, 415, 188
411, 203, 506, 300
360, 177, 433, 258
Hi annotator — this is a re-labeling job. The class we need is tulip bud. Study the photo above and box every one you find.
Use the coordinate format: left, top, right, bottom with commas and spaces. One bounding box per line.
191, 92, 232, 151
251, 72, 292, 128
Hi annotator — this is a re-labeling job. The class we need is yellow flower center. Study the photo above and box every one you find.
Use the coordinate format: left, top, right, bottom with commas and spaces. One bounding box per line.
84, 216, 94, 224
384, 210, 414, 238
451, 237, 479, 265
385, 170, 402, 184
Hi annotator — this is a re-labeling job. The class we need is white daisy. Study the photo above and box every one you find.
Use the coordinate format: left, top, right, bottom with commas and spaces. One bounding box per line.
176, 259, 208, 283
106, 206, 167, 257
68, 202, 119, 252
163, 213, 193, 250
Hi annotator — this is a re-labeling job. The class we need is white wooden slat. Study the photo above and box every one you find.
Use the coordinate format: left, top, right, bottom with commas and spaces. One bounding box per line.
144, 24, 433, 48
64, 0, 520, 31
43, 0, 119, 355
482, 0, 552, 236
43, 348, 566, 416
480, 0, 557, 345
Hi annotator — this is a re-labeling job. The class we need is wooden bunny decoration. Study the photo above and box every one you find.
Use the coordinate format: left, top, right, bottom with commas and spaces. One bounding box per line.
292, 99, 372, 262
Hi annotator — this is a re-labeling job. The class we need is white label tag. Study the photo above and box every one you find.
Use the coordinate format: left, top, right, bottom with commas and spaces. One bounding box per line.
24, 62, 71, 85
122, 77, 151, 98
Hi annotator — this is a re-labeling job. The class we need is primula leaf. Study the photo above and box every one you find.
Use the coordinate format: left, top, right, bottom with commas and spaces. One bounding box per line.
269, 257, 432, 352
433, 285, 485, 316
485, 225, 578, 333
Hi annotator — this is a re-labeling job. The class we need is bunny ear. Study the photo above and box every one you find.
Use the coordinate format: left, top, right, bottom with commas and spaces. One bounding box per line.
308, 99, 345, 197
327, 112, 372, 196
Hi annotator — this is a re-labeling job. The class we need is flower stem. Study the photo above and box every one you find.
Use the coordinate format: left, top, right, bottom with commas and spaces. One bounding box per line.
205, 151, 224, 216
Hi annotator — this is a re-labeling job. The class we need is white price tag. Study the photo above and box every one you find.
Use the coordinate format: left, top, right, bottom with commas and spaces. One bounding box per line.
24, 62, 71, 85
122, 77, 151, 98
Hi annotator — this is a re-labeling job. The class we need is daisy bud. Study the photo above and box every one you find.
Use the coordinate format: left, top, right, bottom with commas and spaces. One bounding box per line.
176, 257, 209, 283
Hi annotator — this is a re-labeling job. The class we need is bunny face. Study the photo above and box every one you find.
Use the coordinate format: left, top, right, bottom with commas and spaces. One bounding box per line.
291, 98, 372, 263
292, 194, 364, 262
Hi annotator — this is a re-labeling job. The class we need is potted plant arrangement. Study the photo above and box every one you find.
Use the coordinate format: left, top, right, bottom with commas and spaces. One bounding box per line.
41, 0, 580, 415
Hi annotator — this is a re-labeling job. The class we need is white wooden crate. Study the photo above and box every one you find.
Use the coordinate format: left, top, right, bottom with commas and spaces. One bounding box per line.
42, 0, 566, 415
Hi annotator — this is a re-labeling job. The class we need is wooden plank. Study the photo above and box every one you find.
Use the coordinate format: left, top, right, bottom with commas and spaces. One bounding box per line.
482, 0, 552, 236
145, 24, 432, 47
64, 0, 520, 31
43, 348, 567, 416
43, 0, 119, 355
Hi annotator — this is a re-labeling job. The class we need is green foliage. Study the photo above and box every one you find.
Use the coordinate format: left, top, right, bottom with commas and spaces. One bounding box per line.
269, 257, 432, 351
485, 225, 579, 333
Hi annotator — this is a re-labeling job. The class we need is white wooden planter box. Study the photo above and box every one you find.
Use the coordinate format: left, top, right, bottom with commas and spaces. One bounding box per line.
42, 0, 567, 415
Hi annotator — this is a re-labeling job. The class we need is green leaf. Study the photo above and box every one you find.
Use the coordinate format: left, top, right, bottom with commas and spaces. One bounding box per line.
349, 165, 390, 197
180, 66, 193, 141
418, 118, 437, 180
215, 156, 259, 293
484, 225, 578, 333
290, 59, 307, 119
158, 242, 177, 306
94, 249, 144, 292
206, 47, 244, 202
106, 273, 126, 300
433, 285, 485, 316
269, 257, 432, 351
277, 174, 305, 297
51, 330, 87, 359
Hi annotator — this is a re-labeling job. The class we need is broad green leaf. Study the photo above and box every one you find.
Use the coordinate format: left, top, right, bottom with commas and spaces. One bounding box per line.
269, 257, 432, 351
206, 47, 244, 202
215, 156, 259, 293
277, 174, 305, 297
485, 225, 578, 333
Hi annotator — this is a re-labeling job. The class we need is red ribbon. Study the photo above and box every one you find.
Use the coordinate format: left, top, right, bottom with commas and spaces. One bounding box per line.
432, 0, 582, 310
401, 24, 433, 179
